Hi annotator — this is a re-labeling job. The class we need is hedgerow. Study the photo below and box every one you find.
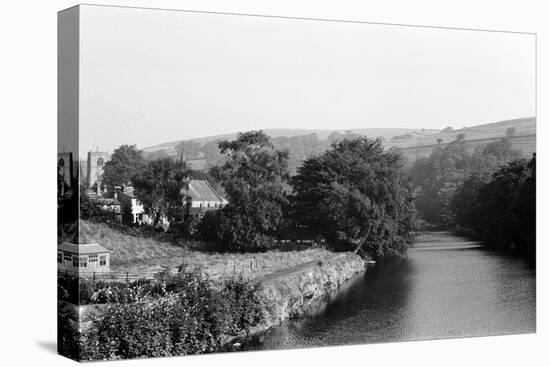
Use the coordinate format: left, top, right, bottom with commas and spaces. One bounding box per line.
59, 271, 267, 360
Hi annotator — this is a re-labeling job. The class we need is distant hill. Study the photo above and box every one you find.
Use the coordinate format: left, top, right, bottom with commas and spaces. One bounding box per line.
142, 127, 439, 154
392, 117, 536, 163
142, 117, 536, 172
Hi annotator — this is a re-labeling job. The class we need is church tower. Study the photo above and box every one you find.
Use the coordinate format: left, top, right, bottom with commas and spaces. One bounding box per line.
87, 150, 110, 189
57, 152, 74, 190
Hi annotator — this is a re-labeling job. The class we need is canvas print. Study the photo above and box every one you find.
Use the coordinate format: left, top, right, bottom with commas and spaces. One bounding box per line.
57, 4, 536, 362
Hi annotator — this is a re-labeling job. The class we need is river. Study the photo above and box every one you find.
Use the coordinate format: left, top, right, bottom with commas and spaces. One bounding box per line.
242, 231, 536, 350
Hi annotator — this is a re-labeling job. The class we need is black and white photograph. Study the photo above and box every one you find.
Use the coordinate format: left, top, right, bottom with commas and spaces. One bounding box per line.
4, 1, 548, 366
54, 4, 539, 362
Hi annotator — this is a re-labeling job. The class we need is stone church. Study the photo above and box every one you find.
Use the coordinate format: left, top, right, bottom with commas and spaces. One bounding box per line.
87, 150, 110, 189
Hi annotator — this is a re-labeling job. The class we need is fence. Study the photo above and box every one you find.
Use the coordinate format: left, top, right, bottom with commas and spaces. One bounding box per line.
58, 269, 163, 283
272, 239, 324, 251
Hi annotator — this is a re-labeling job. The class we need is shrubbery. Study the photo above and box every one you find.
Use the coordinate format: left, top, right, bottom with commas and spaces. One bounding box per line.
59, 271, 267, 360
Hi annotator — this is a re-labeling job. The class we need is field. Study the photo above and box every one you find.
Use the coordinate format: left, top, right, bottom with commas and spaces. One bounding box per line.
79, 220, 334, 280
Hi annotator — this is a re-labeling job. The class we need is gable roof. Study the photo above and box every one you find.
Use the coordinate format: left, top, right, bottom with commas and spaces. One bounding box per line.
58, 242, 111, 255
181, 180, 226, 203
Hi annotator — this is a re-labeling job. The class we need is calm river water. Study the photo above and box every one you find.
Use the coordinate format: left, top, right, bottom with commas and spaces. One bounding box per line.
243, 231, 536, 350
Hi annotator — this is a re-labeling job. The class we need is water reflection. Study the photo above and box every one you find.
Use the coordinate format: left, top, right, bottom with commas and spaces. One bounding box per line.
243, 232, 535, 351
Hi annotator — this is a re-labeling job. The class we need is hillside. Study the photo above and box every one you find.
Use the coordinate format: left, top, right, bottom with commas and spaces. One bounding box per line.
141, 117, 536, 171
142, 127, 439, 154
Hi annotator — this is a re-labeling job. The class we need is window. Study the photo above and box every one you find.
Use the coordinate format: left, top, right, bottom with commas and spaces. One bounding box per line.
58, 158, 64, 167
99, 255, 107, 266
97, 157, 104, 167
57, 251, 63, 263
75, 256, 88, 268
64, 252, 72, 262
89, 254, 98, 263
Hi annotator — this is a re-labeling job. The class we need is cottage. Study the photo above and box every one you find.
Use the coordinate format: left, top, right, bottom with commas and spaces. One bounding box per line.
116, 185, 145, 224
57, 242, 110, 274
181, 180, 228, 218
87, 191, 122, 222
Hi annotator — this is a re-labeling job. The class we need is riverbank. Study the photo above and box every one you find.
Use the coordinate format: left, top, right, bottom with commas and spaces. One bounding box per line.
225, 252, 366, 345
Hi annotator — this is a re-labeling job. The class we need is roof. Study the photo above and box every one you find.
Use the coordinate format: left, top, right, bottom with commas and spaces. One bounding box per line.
88, 193, 121, 206
181, 180, 226, 203
58, 242, 111, 254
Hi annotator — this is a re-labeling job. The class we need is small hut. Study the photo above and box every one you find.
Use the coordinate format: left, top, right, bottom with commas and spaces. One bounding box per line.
57, 242, 111, 274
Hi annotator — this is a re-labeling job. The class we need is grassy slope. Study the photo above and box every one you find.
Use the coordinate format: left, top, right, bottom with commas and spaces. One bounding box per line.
387, 117, 535, 149
79, 220, 334, 280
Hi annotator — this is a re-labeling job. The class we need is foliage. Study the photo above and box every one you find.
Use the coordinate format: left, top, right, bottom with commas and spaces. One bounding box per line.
132, 157, 187, 227
196, 211, 220, 241
451, 155, 535, 261
292, 137, 416, 259
102, 145, 146, 188
58, 307, 81, 360
410, 136, 521, 224
58, 190, 78, 223
209, 131, 291, 251
78, 186, 119, 224
73, 272, 266, 360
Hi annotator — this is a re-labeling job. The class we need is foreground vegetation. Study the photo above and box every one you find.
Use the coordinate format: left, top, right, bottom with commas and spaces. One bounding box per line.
58, 250, 366, 361
59, 271, 266, 360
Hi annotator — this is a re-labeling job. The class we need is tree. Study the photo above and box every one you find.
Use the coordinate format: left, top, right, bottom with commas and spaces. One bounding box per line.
410, 136, 470, 224
506, 127, 516, 138
436, 138, 443, 145
292, 138, 416, 259
451, 155, 535, 262
209, 131, 290, 251
103, 145, 145, 188
132, 157, 186, 227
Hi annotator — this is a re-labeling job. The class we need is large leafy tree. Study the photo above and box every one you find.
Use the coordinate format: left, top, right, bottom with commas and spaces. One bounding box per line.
292, 138, 416, 259
132, 157, 186, 227
103, 145, 145, 188
209, 131, 290, 251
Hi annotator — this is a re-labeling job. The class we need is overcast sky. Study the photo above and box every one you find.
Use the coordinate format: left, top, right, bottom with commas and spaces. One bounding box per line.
78, 5, 535, 154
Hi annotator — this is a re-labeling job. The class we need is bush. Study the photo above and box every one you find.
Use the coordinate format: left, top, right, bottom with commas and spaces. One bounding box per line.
196, 211, 220, 241
74, 271, 266, 360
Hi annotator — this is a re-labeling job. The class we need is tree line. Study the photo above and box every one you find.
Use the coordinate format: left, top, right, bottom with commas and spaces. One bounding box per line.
410, 132, 535, 261
89, 131, 416, 260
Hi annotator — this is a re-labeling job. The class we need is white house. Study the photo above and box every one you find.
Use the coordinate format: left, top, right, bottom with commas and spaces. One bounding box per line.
116, 185, 170, 230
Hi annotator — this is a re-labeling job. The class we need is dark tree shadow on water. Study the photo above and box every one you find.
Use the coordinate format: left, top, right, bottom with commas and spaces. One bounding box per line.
36, 341, 57, 354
